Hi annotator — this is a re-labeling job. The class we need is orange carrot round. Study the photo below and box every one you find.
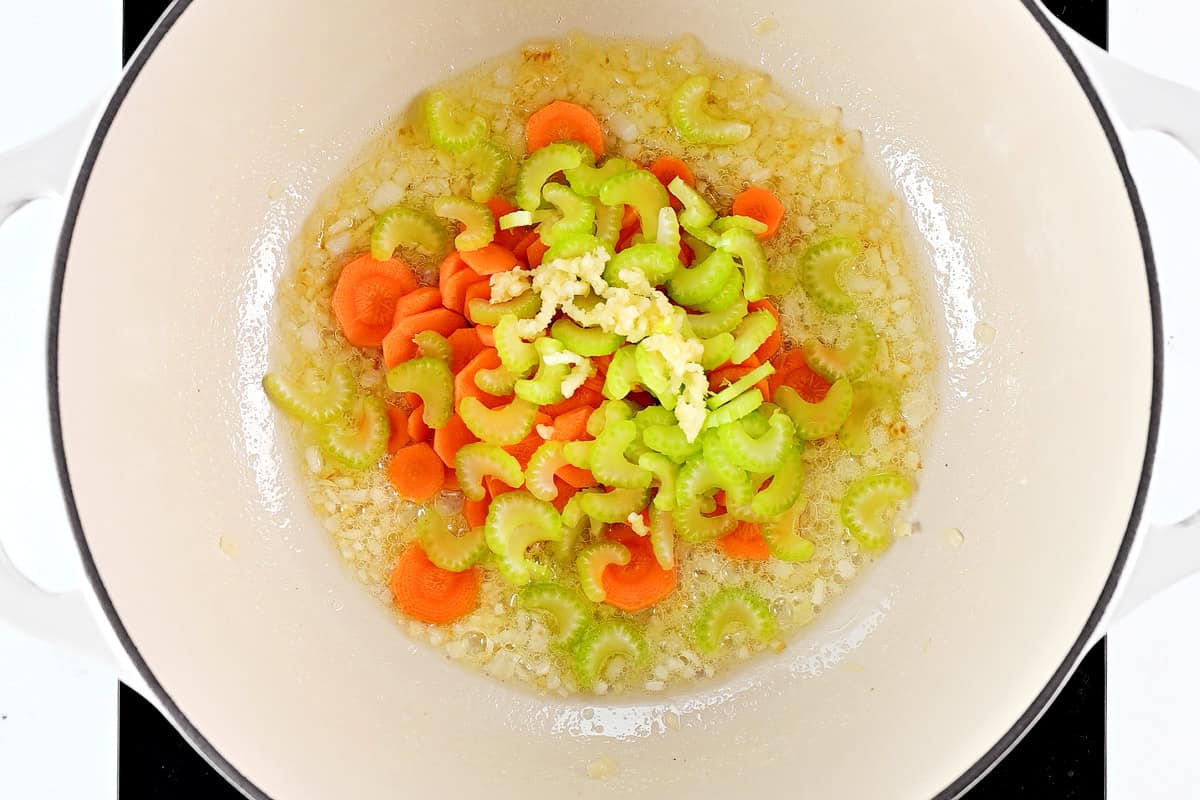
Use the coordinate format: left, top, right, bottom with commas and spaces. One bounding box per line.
650, 156, 696, 211
331, 255, 418, 347
390, 287, 443, 326
461, 243, 520, 275
525, 100, 605, 158
557, 464, 599, 489
390, 544, 480, 625
439, 252, 469, 285
770, 348, 832, 403
511, 230, 542, 265
440, 266, 485, 314
732, 186, 786, 240
463, 498, 490, 529
525, 238, 550, 268
475, 325, 496, 347
717, 522, 770, 560
602, 526, 677, 612
386, 405, 411, 454
442, 467, 460, 491
447, 327, 485, 374
387, 442, 444, 501
406, 402, 432, 443
432, 414, 478, 468
549, 406, 593, 441
454, 348, 506, 409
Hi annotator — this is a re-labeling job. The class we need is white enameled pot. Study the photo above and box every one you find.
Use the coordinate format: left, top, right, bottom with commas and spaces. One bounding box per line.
2, 1, 1198, 798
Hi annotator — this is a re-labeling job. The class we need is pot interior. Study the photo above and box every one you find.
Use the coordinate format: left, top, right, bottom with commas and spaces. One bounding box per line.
55, 1, 1152, 797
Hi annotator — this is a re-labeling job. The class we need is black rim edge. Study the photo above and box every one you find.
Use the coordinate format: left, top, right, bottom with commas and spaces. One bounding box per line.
45, 3, 1161, 800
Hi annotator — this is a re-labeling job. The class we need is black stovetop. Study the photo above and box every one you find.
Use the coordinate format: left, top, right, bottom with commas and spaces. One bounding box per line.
117, 2, 1108, 797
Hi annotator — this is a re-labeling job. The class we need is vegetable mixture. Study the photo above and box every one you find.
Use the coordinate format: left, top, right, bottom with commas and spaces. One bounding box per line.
266, 35, 936, 695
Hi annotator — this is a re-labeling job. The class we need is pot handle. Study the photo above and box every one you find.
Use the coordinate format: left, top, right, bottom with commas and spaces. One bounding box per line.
1055, 24, 1200, 620
0, 102, 142, 682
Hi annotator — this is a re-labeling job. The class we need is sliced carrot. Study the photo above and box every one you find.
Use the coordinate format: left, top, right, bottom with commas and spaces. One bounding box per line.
717, 522, 770, 560
621, 204, 639, 230
407, 401, 431, 443
601, 526, 677, 612
709, 355, 769, 398
383, 307, 468, 369
748, 299, 782, 362
443, 467, 460, 491
454, 348, 506, 409
732, 186, 786, 240
475, 325, 496, 347
525, 238, 549, 268
331, 255, 419, 347
557, 463, 599, 489
526, 100, 605, 158
463, 497, 490, 528
387, 443, 444, 501
488, 197, 529, 251
397, 307, 469, 339
511, 229, 541, 264
463, 279, 493, 315
439, 252, 469, 285
390, 544, 479, 625
386, 405, 411, 454
550, 478, 578, 513
679, 239, 695, 267
550, 406, 592, 441
440, 265, 484, 314
433, 414, 478, 468
461, 243, 520, 275
391, 287, 443, 326
503, 425, 548, 468
649, 155, 696, 188
771, 347, 832, 403
447, 328, 485, 374
484, 474, 519, 500
540, 386, 603, 417
616, 225, 639, 252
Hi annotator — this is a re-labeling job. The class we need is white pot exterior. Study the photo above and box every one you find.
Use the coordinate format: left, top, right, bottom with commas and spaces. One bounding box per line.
51, 1, 1157, 798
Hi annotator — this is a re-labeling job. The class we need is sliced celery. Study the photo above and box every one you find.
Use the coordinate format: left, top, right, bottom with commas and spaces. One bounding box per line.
466, 291, 541, 327
803, 319, 878, 381
494, 315, 539, 376
601, 345, 640, 400
433, 195, 495, 251
515, 142, 588, 211
687, 300, 749, 339
416, 507, 487, 572
762, 503, 815, 563
564, 157, 635, 197
386, 357, 453, 428
691, 266, 743, 313
424, 91, 487, 153
729, 309, 777, 364
775, 379, 854, 440
669, 75, 752, 145
541, 182, 596, 245
519, 582, 593, 648
840, 472, 912, 551
716, 227, 768, 302
717, 411, 795, 473
700, 333, 735, 370
576, 541, 630, 602
413, 330, 452, 361
573, 619, 649, 689
485, 490, 564, 586
454, 443, 523, 501
262, 364, 354, 424
318, 396, 390, 470
594, 199, 624, 249
525, 441, 568, 502
642, 424, 702, 463
746, 445, 805, 520
460, 140, 511, 203
589, 420, 653, 489
693, 587, 777, 653
708, 362, 776, 409
474, 363, 518, 396
598, 169, 670, 241
838, 380, 899, 456
459, 395, 537, 446
579, 487, 650, 524
514, 337, 570, 405
638, 452, 679, 511
703, 388, 763, 429
648, 506, 676, 570
666, 249, 737, 308
371, 205, 450, 261
799, 237, 860, 314
712, 214, 768, 236
667, 176, 717, 230
603, 243, 679, 288
551, 318, 624, 357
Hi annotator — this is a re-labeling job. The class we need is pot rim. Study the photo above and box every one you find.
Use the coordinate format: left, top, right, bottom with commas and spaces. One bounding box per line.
44, 2, 1162, 798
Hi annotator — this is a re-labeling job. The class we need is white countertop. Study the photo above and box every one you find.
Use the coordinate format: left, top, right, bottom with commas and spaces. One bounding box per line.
0, 2, 1196, 798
